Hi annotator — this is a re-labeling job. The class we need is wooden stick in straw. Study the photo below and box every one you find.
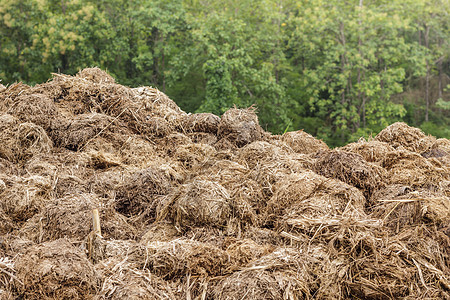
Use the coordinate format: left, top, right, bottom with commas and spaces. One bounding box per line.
92, 208, 102, 236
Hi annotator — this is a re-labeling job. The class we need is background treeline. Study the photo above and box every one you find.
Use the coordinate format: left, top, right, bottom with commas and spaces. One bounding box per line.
0, 0, 448, 146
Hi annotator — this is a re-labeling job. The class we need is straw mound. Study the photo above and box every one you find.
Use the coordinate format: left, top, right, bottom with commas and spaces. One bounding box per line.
141, 221, 180, 244
23, 150, 92, 197
266, 170, 365, 219
174, 143, 216, 170
6, 93, 62, 131
77, 67, 116, 84
339, 139, 395, 164
144, 239, 229, 279
15, 238, 100, 300
118, 135, 158, 166
281, 130, 329, 154
371, 185, 450, 229
314, 150, 386, 199
214, 248, 316, 299
197, 160, 264, 225
0, 114, 53, 163
20, 193, 135, 242
53, 112, 130, 150
237, 140, 289, 169
382, 149, 449, 190
158, 178, 232, 229
145, 116, 173, 137
187, 132, 218, 145
115, 167, 172, 218
98, 266, 176, 300
159, 133, 192, 155
218, 107, 264, 147
375, 122, 436, 153
225, 238, 275, 267
183, 112, 220, 134
0, 83, 5, 91
0, 176, 52, 224
1, 68, 449, 299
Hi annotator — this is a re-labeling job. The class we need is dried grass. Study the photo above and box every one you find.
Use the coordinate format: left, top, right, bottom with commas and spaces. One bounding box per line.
339, 138, 395, 164
371, 185, 450, 230
217, 107, 264, 147
114, 167, 172, 219
16, 238, 100, 300
382, 149, 449, 191
142, 239, 229, 279
375, 122, 436, 153
0, 175, 52, 224
282, 130, 329, 154
0, 114, 53, 163
157, 178, 232, 229
314, 150, 386, 199
183, 112, 220, 134
266, 171, 366, 226
20, 193, 136, 243
1, 69, 449, 299
187, 132, 218, 145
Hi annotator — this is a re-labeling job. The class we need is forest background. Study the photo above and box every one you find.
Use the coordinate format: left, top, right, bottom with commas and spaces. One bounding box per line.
0, 0, 448, 146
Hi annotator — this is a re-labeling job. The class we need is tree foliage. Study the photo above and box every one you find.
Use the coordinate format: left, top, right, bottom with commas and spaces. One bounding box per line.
0, 0, 448, 145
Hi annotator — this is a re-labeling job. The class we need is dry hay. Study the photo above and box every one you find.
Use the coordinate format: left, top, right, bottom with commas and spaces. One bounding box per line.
143, 239, 229, 279
0, 208, 15, 235
0, 83, 31, 108
145, 116, 173, 137
77, 67, 116, 83
52, 112, 130, 151
214, 247, 317, 300
0, 114, 52, 163
118, 135, 158, 167
97, 266, 176, 300
236, 140, 289, 169
281, 130, 329, 154
15, 238, 100, 300
23, 150, 92, 197
114, 166, 172, 221
313, 150, 386, 199
0, 158, 18, 176
242, 227, 283, 246
213, 137, 238, 152
339, 138, 395, 164
370, 185, 450, 230
173, 143, 217, 170
0, 83, 5, 91
183, 112, 220, 134
0, 175, 52, 224
157, 178, 232, 229
87, 167, 131, 198
158, 132, 192, 155
266, 171, 366, 226
423, 138, 450, 166
20, 193, 136, 243
140, 221, 180, 244
382, 149, 449, 191
343, 225, 450, 299
375, 122, 436, 153
187, 132, 218, 145
198, 160, 263, 226
4, 93, 63, 133
48, 68, 133, 117
225, 238, 275, 267
126, 86, 186, 133
217, 107, 264, 148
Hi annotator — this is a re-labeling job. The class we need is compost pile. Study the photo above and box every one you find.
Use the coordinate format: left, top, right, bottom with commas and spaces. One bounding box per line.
0, 68, 449, 300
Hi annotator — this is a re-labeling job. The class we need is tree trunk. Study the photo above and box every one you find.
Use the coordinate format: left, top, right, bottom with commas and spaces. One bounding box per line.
424, 25, 430, 122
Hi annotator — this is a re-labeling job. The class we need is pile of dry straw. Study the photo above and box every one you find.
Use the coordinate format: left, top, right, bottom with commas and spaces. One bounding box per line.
0, 68, 448, 299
